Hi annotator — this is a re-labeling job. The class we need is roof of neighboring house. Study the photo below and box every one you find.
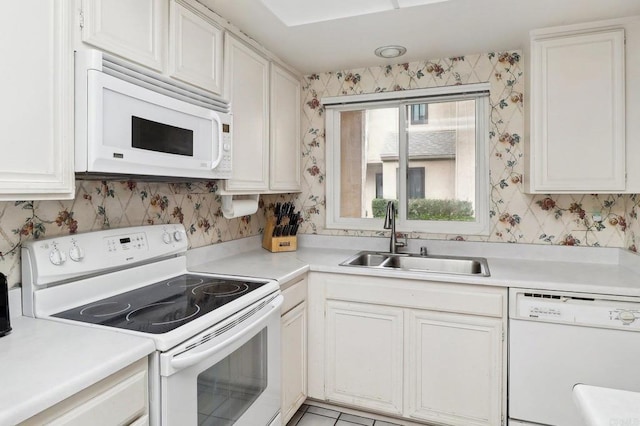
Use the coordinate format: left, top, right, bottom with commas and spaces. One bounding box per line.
379, 129, 456, 161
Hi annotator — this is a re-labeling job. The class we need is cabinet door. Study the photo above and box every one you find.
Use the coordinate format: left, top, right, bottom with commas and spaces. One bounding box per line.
281, 301, 307, 424
270, 63, 301, 192
406, 310, 503, 426
169, 1, 223, 94
21, 358, 148, 426
81, 0, 166, 71
0, 0, 74, 200
325, 300, 403, 415
224, 34, 270, 192
529, 29, 625, 192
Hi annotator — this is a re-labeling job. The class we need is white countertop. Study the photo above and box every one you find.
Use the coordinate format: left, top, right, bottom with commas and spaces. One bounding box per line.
4, 234, 640, 424
187, 235, 640, 297
573, 384, 640, 425
0, 315, 155, 425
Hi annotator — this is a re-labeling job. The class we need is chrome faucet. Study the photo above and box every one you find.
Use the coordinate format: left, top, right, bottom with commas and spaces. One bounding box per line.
383, 201, 406, 254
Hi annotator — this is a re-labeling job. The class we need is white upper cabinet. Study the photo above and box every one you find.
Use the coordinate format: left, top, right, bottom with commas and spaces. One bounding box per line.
0, 0, 75, 200
169, 1, 223, 95
527, 17, 640, 193
223, 33, 271, 192
80, 0, 166, 71
223, 34, 302, 194
270, 63, 302, 192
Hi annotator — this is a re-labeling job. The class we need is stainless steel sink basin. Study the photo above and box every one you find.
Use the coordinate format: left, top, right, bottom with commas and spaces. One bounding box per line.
340, 251, 490, 276
344, 252, 389, 267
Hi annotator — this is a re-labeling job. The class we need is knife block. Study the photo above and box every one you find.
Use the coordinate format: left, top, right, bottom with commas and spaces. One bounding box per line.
262, 217, 297, 252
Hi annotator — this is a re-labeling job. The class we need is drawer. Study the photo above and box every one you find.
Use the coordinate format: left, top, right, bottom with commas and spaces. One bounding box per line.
281, 275, 307, 314
20, 358, 148, 426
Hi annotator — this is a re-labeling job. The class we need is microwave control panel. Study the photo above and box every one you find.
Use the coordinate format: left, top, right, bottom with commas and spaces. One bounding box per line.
218, 128, 232, 177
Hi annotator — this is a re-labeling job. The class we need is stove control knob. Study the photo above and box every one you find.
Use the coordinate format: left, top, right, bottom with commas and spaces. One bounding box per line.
162, 231, 172, 244
49, 248, 67, 266
69, 245, 85, 262
173, 231, 183, 242
619, 310, 636, 324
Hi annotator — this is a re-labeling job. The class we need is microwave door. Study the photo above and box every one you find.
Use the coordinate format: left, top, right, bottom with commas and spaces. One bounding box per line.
85, 71, 220, 179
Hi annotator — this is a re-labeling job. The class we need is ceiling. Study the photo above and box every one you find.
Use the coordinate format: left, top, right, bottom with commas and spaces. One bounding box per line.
198, 0, 640, 74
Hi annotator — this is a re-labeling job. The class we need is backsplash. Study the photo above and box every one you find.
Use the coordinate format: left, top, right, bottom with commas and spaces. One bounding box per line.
0, 180, 294, 288
297, 50, 640, 251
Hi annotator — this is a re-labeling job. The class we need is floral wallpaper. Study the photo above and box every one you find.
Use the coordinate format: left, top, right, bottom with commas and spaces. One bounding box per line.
0, 180, 294, 288
3, 49, 640, 288
297, 50, 640, 251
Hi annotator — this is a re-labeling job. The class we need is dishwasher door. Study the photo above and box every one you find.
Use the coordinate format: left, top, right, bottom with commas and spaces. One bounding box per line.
509, 289, 640, 426
509, 319, 640, 425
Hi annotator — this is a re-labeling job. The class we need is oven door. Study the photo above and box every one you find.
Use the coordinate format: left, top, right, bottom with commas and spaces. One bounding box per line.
160, 294, 283, 426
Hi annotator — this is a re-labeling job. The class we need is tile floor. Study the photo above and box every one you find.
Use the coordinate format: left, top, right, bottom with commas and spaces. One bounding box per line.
286, 405, 401, 426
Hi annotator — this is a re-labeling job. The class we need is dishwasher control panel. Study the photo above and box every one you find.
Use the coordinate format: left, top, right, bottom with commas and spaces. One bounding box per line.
510, 289, 640, 331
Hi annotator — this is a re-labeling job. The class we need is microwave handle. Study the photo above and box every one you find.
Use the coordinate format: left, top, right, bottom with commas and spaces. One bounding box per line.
169, 295, 283, 371
210, 113, 224, 170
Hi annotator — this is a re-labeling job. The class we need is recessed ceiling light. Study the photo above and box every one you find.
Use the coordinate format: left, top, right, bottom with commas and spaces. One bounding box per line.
374, 45, 407, 58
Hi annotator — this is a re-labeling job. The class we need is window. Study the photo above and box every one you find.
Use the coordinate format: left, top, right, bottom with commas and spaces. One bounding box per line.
394, 167, 425, 198
324, 83, 490, 235
408, 167, 425, 199
410, 103, 428, 125
375, 172, 383, 199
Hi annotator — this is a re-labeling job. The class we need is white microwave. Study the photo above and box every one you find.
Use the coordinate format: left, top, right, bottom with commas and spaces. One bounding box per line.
75, 50, 232, 180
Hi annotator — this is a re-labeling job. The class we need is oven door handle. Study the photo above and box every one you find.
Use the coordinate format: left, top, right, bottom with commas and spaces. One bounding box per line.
169, 295, 283, 371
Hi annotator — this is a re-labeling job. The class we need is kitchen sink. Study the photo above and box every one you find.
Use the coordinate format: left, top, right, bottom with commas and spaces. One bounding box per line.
340, 251, 490, 276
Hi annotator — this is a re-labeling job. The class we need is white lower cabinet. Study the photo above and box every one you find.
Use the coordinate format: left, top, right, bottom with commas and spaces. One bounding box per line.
20, 357, 149, 426
406, 310, 503, 426
308, 272, 507, 426
325, 301, 403, 415
281, 276, 308, 424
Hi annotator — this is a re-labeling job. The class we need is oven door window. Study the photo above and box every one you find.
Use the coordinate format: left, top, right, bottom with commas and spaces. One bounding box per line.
198, 330, 268, 425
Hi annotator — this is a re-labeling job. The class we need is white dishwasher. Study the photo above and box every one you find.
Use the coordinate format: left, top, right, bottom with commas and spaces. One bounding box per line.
508, 288, 640, 426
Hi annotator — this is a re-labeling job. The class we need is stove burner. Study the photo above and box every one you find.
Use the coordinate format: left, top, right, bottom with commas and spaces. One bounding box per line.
79, 302, 132, 317
192, 282, 250, 298
126, 302, 201, 326
166, 276, 204, 288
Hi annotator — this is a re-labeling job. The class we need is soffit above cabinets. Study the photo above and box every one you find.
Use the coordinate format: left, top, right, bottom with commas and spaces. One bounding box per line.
198, 0, 640, 74
259, 0, 451, 26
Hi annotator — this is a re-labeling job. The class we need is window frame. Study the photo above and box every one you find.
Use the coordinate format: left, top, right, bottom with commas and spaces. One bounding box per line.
324, 83, 491, 235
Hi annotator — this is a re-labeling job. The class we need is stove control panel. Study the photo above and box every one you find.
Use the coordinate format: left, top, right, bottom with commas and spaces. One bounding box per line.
105, 232, 147, 253
22, 224, 189, 286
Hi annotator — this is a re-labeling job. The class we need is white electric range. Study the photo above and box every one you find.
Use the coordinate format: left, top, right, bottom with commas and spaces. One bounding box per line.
21, 224, 282, 426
